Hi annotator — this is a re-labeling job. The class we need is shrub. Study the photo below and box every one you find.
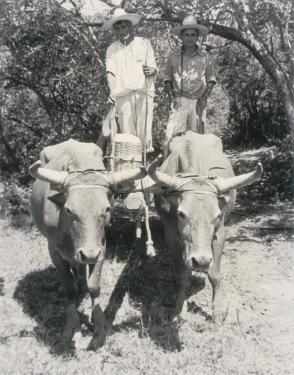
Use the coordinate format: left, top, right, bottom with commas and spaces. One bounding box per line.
0, 177, 33, 228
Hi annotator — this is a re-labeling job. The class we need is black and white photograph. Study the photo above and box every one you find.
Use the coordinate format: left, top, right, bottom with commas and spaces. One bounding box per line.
0, 1, 293, 374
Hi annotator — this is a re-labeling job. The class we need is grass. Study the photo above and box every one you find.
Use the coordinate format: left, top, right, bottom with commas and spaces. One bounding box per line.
0, 200, 294, 374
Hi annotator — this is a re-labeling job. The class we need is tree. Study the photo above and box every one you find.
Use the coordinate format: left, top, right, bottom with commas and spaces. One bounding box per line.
123, 0, 294, 136
1, 0, 110, 141
0, 0, 292, 169
208, 0, 294, 137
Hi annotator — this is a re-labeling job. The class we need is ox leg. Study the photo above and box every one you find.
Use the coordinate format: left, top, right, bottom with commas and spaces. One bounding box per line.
167, 261, 188, 319
86, 258, 109, 350
208, 225, 226, 324
175, 272, 188, 318
48, 244, 80, 349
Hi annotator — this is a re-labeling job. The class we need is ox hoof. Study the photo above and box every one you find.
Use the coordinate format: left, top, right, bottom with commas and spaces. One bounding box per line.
56, 329, 77, 353
87, 328, 107, 351
54, 303, 81, 353
87, 304, 111, 350
54, 336, 75, 354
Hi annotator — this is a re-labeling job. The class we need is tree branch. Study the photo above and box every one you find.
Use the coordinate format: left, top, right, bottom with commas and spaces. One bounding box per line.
210, 23, 283, 87
5, 116, 40, 134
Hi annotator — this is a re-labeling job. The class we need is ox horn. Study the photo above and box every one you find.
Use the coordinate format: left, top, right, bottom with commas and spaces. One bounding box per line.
213, 162, 263, 193
29, 160, 69, 185
147, 154, 180, 187
108, 167, 147, 186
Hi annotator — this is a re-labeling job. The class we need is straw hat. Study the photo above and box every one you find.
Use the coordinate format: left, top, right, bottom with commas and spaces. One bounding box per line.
103, 8, 141, 31
172, 15, 208, 37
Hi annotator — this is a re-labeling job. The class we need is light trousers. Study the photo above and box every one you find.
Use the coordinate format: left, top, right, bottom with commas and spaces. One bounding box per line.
166, 97, 206, 140
116, 91, 154, 151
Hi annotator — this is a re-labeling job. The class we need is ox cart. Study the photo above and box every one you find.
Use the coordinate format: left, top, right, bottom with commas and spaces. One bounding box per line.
97, 105, 156, 257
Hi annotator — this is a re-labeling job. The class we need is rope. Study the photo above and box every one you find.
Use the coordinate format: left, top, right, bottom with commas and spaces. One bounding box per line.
142, 40, 155, 256
141, 180, 156, 257
66, 184, 109, 191
143, 42, 149, 168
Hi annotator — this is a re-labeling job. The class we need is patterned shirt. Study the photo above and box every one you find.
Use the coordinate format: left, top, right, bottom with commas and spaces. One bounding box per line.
163, 47, 216, 99
106, 36, 157, 98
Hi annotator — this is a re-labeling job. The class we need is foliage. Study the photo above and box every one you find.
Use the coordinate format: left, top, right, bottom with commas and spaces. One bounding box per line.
0, 87, 50, 174
230, 136, 293, 205
0, 177, 32, 228
128, 0, 294, 132
217, 42, 289, 147
1, 211, 294, 373
1, 0, 112, 170
0, 0, 292, 220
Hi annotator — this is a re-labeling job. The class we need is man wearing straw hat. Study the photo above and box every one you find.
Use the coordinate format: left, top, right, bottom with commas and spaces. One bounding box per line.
103, 8, 157, 153
163, 15, 216, 144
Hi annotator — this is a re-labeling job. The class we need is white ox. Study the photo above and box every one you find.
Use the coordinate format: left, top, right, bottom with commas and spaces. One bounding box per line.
29, 139, 145, 350
146, 132, 263, 321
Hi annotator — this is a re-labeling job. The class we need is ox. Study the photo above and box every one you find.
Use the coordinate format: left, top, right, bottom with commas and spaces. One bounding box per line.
29, 139, 145, 350
147, 132, 263, 321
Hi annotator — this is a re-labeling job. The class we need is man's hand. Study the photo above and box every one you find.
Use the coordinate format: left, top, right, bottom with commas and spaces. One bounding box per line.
107, 94, 116, 105
196, 96, 207, 116
143, 65, 156, 77
197, 81, 215, 113
171, 98, 178, 112
146, 154, 164, 175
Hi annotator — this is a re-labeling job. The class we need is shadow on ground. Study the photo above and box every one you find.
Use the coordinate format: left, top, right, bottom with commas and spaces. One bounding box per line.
12, 248, 205, 353
13, 266, 95, 355
13, 266, 70, 354
0, 277, 4, 296
104, 220, 206, 351
227, 201, 293, 243
112, 314, 184, 351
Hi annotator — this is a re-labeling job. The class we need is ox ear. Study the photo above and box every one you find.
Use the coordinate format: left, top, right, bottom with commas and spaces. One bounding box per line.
105, 207, 112, 227
48, 192, 66, 207
218, 193, 230, 211
154, 195, 172, 214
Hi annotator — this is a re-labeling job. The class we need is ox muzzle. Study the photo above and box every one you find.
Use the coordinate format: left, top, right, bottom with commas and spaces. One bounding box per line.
187, 252, 212, 271
75, 247, 103, 264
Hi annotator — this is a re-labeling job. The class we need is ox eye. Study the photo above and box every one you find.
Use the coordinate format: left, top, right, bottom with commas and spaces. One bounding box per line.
64, 206, 73, 215
100, 211, 108, 219
212, 214, 222, 225
177, 211, 186, 220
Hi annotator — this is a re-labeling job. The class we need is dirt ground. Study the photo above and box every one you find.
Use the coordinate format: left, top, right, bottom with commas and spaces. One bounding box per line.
0, 196, 293, 374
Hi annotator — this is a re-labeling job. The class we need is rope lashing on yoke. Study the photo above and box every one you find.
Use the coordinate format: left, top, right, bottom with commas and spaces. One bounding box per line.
50, 169, 112, 193
159, 174, 231, 207
161, 174, 220, 197
66, 184, 110, 191
64, 170, 110, 186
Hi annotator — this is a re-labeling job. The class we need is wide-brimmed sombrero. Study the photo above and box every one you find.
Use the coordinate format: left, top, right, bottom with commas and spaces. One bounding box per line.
172, 15, 208, 37
103, 8, 141, 31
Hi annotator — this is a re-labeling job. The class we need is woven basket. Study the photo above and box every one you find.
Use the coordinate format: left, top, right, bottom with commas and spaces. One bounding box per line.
113, 133, 143, 171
